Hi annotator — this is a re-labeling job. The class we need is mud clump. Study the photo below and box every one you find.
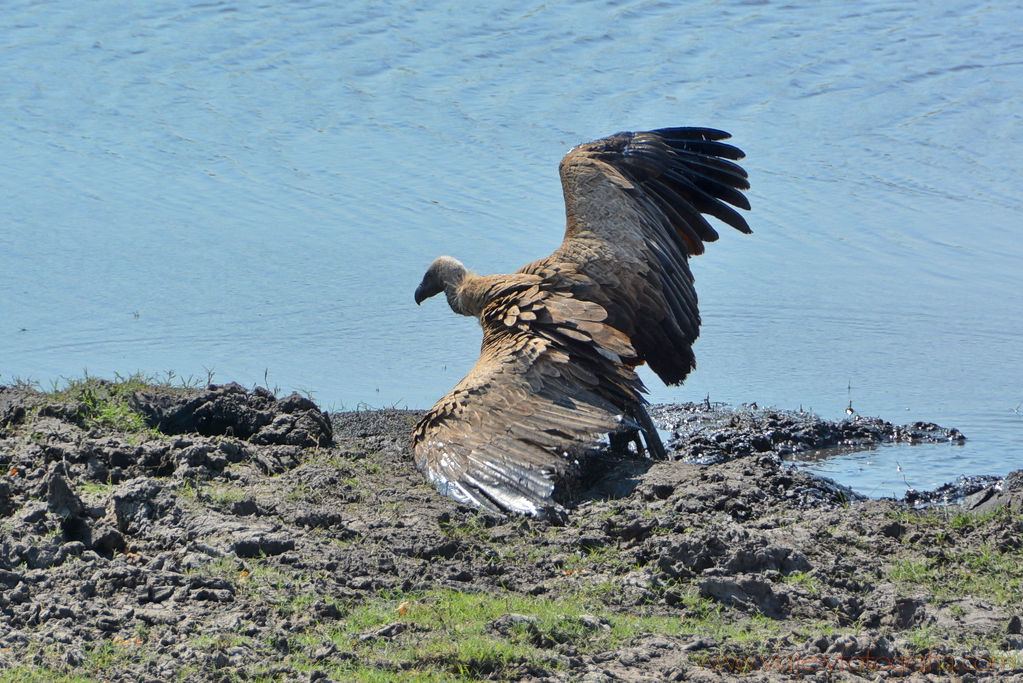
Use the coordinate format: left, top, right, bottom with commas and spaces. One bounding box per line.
0, 381, 1021, 682
654, 401, 965, 464
132, 381, 333, 447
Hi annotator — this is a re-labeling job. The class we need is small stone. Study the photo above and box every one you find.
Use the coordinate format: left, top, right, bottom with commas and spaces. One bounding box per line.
46, 464, 83, 518
313, 643, 337, 660
96, 614, 123, 631
488, 613, 540, 636
7, 583, 30, 605
578, 614, 611, 631
89, 526, 126, 554
135, 608, 184, 625
228, 498, 259, 516
62, 541, 86, 556
231, 532, 294, 558
17, 502, 47, 525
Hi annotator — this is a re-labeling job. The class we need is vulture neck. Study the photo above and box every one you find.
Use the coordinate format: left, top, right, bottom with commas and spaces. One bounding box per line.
449, 272, 541, 320
425, 257, 476, 318
447, 274, 487, 318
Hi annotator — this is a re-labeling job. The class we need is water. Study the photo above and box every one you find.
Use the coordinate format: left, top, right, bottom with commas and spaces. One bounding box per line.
3, 0, 1021, 498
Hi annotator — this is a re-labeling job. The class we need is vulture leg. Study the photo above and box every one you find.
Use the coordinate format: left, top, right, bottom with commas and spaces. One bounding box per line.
608, 408, 668, 461
632, 406, 669, 461
609, 430, 641, 455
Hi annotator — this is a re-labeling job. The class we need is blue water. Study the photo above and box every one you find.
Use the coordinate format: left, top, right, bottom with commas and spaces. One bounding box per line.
2, 0, 1021, 498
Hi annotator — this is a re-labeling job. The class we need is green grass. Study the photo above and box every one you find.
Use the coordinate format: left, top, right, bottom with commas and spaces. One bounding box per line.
75, 480, 116, 498
886, 506, 1023, 607
14, 370, 216, 438
203, 482, 249, 507
903, 625, 942, 653
371, 586, 811, 670
309, 588, 692, 678
194, 555, 344, 618
41, 371, 162, 435
0, 575, 850, 682
439, 514, 494, 543
939, 545, 1023, 605
781, 571, 823, 598
887, 503, 1017, 531
889, 558, 936, 585
79, 551, 822, 680
0, 639, 157, 683
174, 478, 203, 505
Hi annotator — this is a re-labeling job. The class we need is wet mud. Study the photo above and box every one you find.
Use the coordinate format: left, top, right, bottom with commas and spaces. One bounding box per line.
0, 381, 1021, 682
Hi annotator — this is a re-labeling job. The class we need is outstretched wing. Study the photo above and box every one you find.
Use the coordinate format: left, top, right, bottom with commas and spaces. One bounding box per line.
412, 272, 645, 517
522, 127, 751, 385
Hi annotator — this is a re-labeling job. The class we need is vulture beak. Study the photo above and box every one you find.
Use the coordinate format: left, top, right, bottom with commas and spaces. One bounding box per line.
414, 282, 429, 306
415, 273, 446, 305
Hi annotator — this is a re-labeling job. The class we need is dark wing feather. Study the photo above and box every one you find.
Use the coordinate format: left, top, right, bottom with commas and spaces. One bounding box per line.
412, 276, 644, 516
520, 127, 751, 385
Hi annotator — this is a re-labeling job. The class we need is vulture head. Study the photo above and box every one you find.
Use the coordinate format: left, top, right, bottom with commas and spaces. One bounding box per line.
414, 255, 468, 306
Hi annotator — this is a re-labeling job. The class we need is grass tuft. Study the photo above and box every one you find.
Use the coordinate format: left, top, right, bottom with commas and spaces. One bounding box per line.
45, 371, 161, 434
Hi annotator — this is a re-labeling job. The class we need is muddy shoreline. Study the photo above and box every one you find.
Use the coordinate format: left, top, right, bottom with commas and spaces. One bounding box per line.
0, 378, 1021, 682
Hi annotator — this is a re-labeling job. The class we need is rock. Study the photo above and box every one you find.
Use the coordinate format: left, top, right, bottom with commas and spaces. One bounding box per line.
252, 445, 303, 475
85, 456, 109, 482
95, 609, 132, 631
151, 586, 175, 603
132, 384, 332, 447
654, 403, 963, 467
698, 574, 791, 618
228, 498, 259, 516
23, 541, 67, 569
188, 588, 233, 602
45, 463, 84, 519
6, 582, 31, 605
17, 502, 47, 525
89, 525, 127, 554
210, 611, 244, 631
960, 469, 1023, 514
313, 643, 337, 660
0, 387, 33, 428
231, 532, 295, 558
0, 570, 23, 590
108, 477, 170, 535
946, 599, 1010, 636
489, 613, 541, 636
358, 622, 417, 641
578, 614, 611, 631
0, 480, 16, 517
62, 541, 86, 556
682, 637, 716, 651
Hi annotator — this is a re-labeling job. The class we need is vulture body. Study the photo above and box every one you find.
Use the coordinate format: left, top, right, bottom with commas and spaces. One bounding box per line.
413, 127, 751, 517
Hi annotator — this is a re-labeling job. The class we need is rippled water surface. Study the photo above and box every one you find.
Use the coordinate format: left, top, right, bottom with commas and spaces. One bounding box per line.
3, 0, 1021, 497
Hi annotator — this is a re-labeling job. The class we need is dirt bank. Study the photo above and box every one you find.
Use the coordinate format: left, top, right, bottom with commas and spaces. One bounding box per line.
0, 378, 1020, 682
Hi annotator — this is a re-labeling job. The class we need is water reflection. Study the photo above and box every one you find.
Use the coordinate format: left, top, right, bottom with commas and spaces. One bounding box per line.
787, 441, 973, 500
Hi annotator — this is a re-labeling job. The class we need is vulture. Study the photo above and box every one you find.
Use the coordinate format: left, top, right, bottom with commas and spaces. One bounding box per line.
412, 127, 751, 517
